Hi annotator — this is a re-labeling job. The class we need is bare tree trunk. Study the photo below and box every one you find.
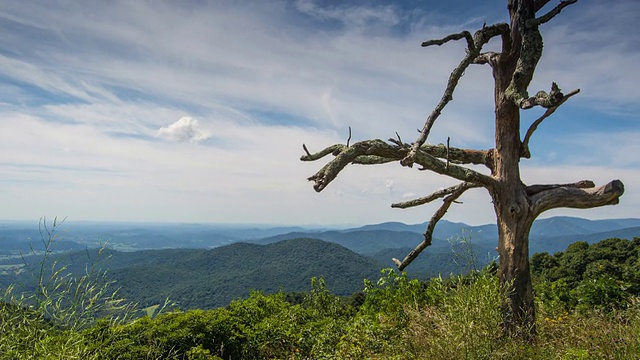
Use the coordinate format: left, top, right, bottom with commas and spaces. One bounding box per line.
491, 27, 537, 339
491, 110, 538, 338
493, 190, 536, 339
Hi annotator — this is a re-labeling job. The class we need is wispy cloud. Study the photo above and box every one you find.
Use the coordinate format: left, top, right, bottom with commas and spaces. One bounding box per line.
294, 0, 400, 30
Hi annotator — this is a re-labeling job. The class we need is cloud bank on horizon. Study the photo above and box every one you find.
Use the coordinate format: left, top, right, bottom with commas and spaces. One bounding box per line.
0, 0, 638, 226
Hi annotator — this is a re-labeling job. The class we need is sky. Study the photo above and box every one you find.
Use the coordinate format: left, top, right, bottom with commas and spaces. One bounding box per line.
0, 0, 638, 226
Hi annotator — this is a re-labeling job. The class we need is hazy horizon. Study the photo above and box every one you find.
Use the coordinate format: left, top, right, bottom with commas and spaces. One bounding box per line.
2, 214, 639, 230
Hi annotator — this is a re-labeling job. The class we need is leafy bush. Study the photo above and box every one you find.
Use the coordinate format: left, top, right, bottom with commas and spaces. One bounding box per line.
84, 279, 356, 359
532, 237, 640, 312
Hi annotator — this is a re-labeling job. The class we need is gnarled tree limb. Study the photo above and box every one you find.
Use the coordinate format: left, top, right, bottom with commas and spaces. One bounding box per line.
535, 0, 578, 25
387, 138, 493, 169
402, 23, 509, 168
301, 144, 343, 161
422, 30, 474, 50
392, 182, 476, 271
521, 88, 580, 158
392, 182, 482, 209
302, 140, 495, 192
515, 82, 564, 109
531, 180, 624, 216
303, 140, 493, 168
413, 150, 495, 187
525, 179, 594, 196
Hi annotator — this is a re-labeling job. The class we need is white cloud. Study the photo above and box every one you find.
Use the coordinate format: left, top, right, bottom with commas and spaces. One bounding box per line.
156, 117, 212, 143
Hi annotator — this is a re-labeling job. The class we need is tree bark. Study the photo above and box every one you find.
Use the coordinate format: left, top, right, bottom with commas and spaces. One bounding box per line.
493, 186, 536, 339
491, 100, 538, 338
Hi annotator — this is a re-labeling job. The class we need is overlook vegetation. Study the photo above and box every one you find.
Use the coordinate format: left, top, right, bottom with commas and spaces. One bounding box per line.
1, 226, 639, 359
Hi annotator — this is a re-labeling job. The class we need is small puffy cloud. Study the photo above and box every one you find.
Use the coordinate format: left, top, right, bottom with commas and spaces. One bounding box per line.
156, 117, 212, 143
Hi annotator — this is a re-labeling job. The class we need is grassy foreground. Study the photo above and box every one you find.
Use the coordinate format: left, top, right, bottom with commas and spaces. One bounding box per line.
1, 267, 639, 359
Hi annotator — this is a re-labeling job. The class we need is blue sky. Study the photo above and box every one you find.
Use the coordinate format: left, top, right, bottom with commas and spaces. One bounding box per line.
0, 0, 638, 226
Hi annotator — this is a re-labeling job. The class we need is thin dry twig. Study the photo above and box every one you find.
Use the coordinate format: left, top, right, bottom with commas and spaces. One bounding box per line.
302, 144, 312, 157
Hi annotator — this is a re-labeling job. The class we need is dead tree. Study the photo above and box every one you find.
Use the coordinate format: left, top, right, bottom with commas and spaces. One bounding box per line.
301, 0, 624, 339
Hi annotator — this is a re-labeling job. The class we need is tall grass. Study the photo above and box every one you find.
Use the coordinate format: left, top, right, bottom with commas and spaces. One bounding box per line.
333, 268, 640, 359
0, 217, 138, 359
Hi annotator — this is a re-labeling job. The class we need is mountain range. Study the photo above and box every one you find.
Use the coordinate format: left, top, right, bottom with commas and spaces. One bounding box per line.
250, 216, 640, 275
1, 216, 638, 310
3, 216, 638, 254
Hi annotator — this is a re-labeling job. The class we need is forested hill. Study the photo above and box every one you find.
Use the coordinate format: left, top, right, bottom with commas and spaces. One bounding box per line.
63, 238, 381, 309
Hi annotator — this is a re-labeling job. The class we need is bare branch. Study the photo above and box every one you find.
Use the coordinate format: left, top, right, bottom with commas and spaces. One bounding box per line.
346, 126, 352, 147
521, 88, 580, 158
531, 180, 624, 216
392, 182, 482, 209
352, 155, 396, 165
535, 0, 578, 25
305, 139, 492, 167
394, 138, 493, 169
422, 31, 474, 51
394, 132, 403, 144
422, 144, 490, 168
402, 23, 509, 168
413, 151, 495, 187
305, 141, 395, 192
300, 144, 345, 161
393, 182, 475, 271
525, 179, 594, 196
303, 140, 495, 192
